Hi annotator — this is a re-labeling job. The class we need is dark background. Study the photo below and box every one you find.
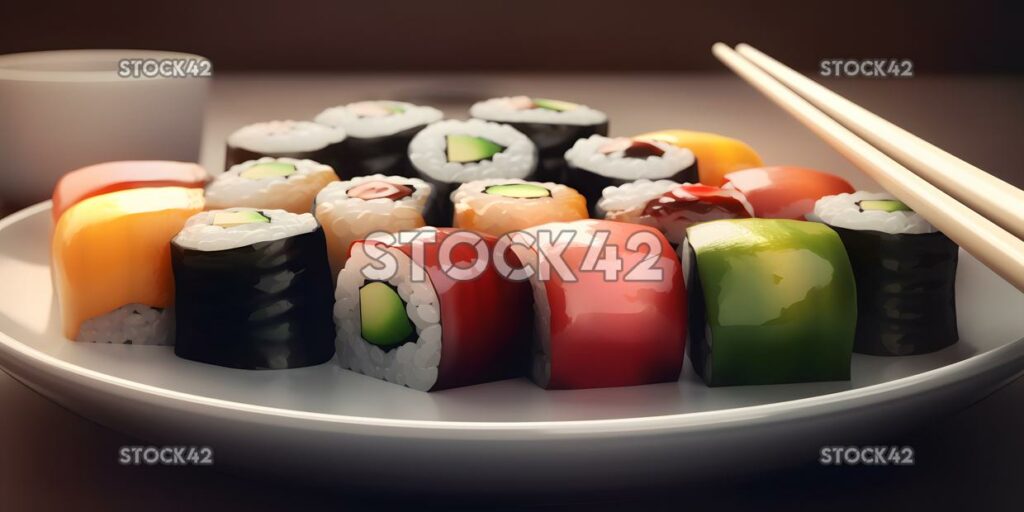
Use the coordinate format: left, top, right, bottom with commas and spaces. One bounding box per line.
3, 0, 1022, 73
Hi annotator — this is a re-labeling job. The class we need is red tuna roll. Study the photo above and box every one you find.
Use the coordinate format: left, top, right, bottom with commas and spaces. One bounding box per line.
512, 219, 687, 389
334, 227, 533, 391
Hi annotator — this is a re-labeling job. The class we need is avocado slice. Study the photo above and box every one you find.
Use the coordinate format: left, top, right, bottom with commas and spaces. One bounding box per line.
484, 183, 551, 199
859, 199, 912, 213
446, 134, 505, 163
212, 210, 271, 228
240, 162, 297, 180
532, 98, 579, 112
359, 282, 416, 349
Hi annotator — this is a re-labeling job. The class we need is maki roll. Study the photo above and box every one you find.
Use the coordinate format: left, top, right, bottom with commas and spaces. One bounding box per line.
470, 96, 608, 182
52, 161, 208, 222
225, 120, 347, 171
206, 157, 338, 214
813, 192, 959, 356
564, 135, 697, 216
408, 119, 537, 226
315, 101, 443, 178
52, 187, 205, 344
722, 166, 854, 220
335, 228, 533, 391
171, 208, 336, 369
451, 178, 588, 237
511, 220, 687, 389
598, 180, 753, 247
684, 219, 857, 386
314, 174, 431, 278
634, 129, 763, 187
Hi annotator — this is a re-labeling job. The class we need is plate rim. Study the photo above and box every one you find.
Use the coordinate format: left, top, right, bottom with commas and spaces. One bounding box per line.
3, 200, 1023, 436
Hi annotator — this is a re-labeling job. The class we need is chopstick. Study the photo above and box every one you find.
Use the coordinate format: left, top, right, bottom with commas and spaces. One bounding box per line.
711, 42, 1024, 293
734, 43, 1024, 241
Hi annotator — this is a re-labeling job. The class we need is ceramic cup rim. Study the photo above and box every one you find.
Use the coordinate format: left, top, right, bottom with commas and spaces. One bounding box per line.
0, 49, 210, 83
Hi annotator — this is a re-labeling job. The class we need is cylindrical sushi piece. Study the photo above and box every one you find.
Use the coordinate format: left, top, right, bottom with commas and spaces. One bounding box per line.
315, 101, 443, 178
225, 120, 347, 171
206, 157, 338, 214
314, 174, 431, 278
564, 135, 697, 216
51, 187, 206, 344
512, 219, 687, 390
470, 96, 608, 182
52, 161, 208, 222
408, 119, 537, 226
451, 178, 588, 237
684, 219, 857, 386
171, 208, 336, 369
335, 228, 533, 391
722, 166, 854, 220
598, 180, 753, 246
634, 129, 763, 187
813, 192, 959, 356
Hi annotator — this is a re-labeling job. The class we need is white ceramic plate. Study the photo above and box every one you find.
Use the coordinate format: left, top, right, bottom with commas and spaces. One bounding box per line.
2, 201, 1023, 493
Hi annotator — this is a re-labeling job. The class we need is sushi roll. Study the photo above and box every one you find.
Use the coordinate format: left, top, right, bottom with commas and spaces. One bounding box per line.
335, 228, 533, 391
450, 178, 588, 237
684, 219, 857, 386
51, 187, 205, 344
314, 174, 431, 278
722, 166, 854, 220
225, 120, 347, 171
206, 157, 338, 214
314, 101, 443, 178
408, 119, 537, 226
511, 220, 687, 389
52, 161, 208, 222
634, 129, 763, 187
813, 192, 959, 356
564, 135, 697, 216
598, 180, 753, 247
470, 96, 608, 182
171, 208, 336, 369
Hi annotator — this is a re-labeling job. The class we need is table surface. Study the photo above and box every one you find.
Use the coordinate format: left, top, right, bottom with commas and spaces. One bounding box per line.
2, 73, 1023, 510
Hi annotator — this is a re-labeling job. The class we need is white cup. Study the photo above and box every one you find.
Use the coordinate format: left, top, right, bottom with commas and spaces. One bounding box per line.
0, 50, 209, 210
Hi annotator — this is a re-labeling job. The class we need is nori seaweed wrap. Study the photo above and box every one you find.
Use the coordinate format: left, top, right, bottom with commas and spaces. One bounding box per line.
814, 192, 959, 355
171, 209, 335, 369
224, 120, 346, 172
564, 135, 697, 216
470, 97, 608, 182
315, 101, 443, 178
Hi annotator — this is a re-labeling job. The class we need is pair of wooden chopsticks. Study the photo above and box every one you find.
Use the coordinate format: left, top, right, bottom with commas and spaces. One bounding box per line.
712, 43, 1024, 293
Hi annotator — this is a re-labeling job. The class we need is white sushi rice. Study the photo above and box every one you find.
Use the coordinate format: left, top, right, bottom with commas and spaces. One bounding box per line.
206, 157, 337, 212
227, 120, 346, 153
334, 239, 442, 391
314, 175, 432, 275
470, 96, 607, 126
408, 119, 537, 183
596, 179, 681, 217
315, 101, 443, 139
564, 135, 695, 180
174, 208, 318, 252
77, 304, 172, 345
813, 191, 936, 235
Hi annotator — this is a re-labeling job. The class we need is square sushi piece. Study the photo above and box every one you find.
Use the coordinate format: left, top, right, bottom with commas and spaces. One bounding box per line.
684, 218, 857, 386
